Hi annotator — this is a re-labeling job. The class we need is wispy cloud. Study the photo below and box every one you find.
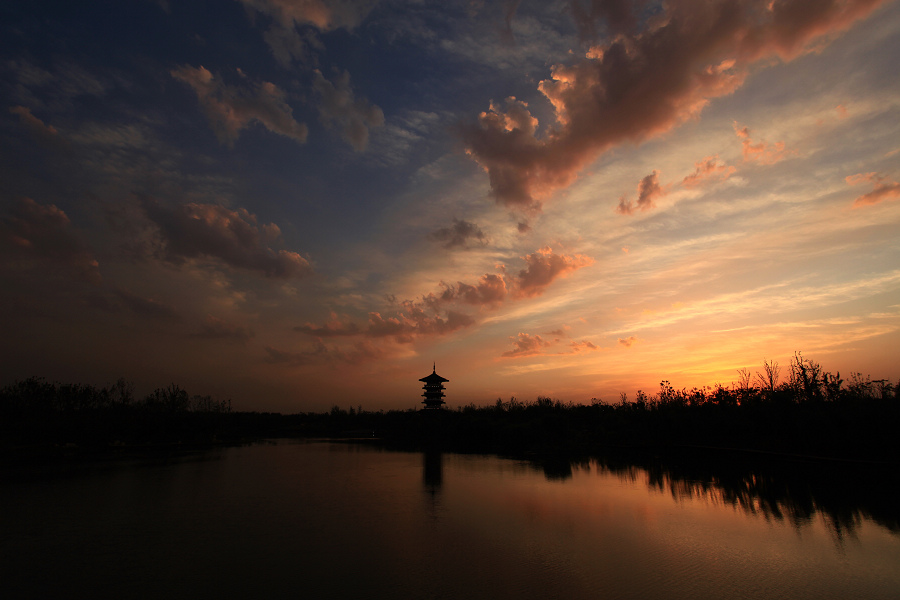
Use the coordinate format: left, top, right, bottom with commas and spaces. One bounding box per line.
846, 171, 900, 206
681, 155, 736, 188
734, 122, 793, 165
501, 331, 599, 358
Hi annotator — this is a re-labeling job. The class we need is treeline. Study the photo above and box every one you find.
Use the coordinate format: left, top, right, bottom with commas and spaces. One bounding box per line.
330, 353, 900, 461
0, 377, 240, 455
2, 352, 898, 462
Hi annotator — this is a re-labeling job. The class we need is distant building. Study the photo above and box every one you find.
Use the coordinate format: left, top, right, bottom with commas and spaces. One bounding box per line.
419, 364, 448, 410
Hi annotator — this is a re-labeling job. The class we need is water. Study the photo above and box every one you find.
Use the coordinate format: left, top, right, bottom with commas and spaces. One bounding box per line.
2, 441, 898, 599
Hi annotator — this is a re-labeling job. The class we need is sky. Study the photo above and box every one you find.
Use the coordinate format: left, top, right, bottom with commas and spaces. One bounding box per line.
1, 0, 898, 412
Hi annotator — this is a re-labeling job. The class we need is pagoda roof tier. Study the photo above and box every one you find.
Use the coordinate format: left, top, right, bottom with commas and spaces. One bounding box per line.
419, 365, 449, 384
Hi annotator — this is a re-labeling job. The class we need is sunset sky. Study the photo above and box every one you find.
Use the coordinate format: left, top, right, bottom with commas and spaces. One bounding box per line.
2, 0, 898, 412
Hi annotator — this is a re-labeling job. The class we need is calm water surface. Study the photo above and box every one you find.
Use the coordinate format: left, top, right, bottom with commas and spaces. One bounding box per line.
2, 440, 898, 599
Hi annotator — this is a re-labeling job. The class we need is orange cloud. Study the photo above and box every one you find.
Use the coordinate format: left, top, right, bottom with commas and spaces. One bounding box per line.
461, 0, 882, 209
681, 155, 736, 188
513, 246, 594, 297
616, 170, 666, 215
171, 65, 308, 146
734, 122, 793, 165
846, 172, 900, 206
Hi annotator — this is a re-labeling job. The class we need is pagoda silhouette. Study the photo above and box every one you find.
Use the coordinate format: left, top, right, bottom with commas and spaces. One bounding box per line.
419, 363, 448, 410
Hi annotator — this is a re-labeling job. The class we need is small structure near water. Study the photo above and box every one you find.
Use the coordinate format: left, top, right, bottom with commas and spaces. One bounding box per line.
419, 364, 448, 410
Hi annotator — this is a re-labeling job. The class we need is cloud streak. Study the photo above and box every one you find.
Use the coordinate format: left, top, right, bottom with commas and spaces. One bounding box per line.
461, 0, 884, 209
846, 172, 900, 206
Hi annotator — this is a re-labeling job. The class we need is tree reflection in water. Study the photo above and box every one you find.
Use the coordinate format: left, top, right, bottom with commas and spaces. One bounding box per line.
521, 450, 899, 543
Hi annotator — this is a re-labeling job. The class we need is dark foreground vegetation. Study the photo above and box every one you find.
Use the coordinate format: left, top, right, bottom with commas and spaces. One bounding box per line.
2, 353, 898, 464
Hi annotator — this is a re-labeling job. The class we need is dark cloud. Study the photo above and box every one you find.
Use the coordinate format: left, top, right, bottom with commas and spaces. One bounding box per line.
462, 0, 885, 210
294, 312, 362, 336
171, 65, 308, 146
113, 289, 181, 320
616, 170, 665, 215
313, 70, 384, 151
570, 0, 643, 40
0, 197, 101, 283
140, 198, 313, 278
264, 342, 326, 367
192, 314, 255, 342
265, 338, 393, 367
9, 106, 58, 140
430, 218, 489, 249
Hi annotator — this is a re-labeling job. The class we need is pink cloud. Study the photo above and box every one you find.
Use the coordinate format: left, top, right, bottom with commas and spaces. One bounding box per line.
681, 155, 736, 188
734, 122, 793, 164
846, 172, 900, 206
0, 197, 101, 283
295, 247, 593, 348
313, 70, 384, 151
171, 65, 308, 146
461, 0, 883, 210
500, 333, 600, 358
616, 170, 667, 215
501, 332, 550, 357
141, 198, 313, 278
514, 246, 593, 297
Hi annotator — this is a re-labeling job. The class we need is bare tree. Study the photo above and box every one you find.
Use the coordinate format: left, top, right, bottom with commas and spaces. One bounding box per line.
755, 359, 780, 394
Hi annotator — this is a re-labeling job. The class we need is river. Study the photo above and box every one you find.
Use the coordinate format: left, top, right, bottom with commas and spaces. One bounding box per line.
2, 440, 898, 599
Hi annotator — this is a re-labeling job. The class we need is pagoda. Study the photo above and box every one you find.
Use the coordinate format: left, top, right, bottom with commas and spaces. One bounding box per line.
419, 363, 449, 410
